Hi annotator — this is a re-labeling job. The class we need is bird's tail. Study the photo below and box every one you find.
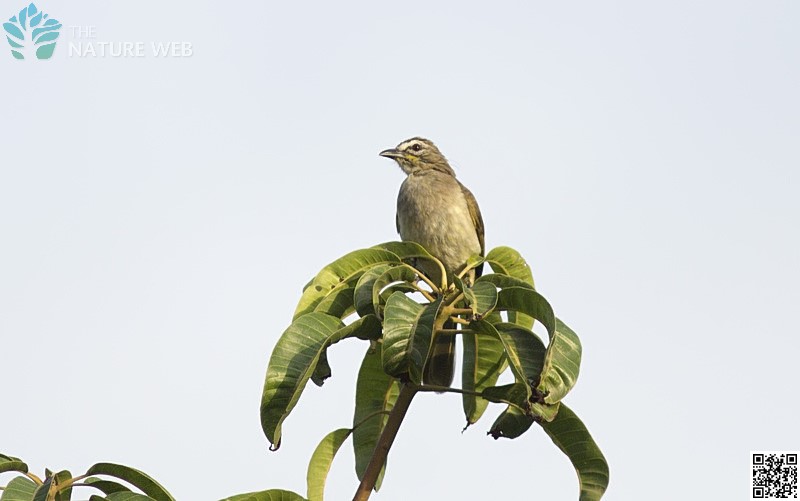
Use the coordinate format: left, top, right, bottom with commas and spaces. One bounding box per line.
423, 319, 456, 387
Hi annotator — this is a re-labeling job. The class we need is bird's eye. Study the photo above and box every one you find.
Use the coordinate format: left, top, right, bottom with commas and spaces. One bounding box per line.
411, 144, 422, 152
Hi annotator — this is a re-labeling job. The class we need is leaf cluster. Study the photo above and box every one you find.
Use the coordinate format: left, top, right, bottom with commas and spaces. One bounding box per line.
253, 242, 609, 500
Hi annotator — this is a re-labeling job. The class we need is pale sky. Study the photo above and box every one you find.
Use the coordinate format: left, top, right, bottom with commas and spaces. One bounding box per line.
2, 1, 799, 500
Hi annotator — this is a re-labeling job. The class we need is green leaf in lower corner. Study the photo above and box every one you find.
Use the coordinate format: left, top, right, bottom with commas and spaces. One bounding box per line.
220, 490, 307, 501
306, 428, 351, 501
353, 349, 399, 490
85, 463, 175, 501
485, 246, 534, 287
540, 404, 609, 501
295, 249, 402, 319
382, 293, 443, 384
0, 476, 37, 501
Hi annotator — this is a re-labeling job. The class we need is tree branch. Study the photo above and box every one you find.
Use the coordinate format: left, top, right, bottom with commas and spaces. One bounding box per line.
353, 383, 417, 501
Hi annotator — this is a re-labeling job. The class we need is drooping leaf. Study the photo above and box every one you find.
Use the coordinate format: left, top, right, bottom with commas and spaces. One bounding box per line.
0, 476, 37, 501
540, 404, 609, 501
353, 349, 399, 490
485, 246, 534, 287
220, 490, 306, 501
85, 463, 174, 501
262, 312, 382, 447
306, 428, 351, 501
295, 249, 402, 319
382, 293, 443, 384
0, 454, 28, 474
310, 315, 382, 386
461, 328, 506, 426
261, 313, 342, 447
539, 318, 582, 404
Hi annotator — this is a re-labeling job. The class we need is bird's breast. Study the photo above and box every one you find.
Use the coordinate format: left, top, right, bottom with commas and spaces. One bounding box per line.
396, 172, 481, 273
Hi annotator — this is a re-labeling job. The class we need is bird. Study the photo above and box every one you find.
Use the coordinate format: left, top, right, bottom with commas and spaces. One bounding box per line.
379, 137, 485, 387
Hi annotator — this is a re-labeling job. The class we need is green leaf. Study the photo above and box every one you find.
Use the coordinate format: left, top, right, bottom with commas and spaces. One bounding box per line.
105, 494, 157, 501
32, 477, 51, 501
262, 311, 382, 447
353, 264, 417, 318
494, 285, 555, 341
463, 281, 498, 318
295, 249, 402, 319
462, 253, 486, 278
488, 405, 535, 440
53, 470, 72, 501
371, 241, 435, 262
85, 477, 132, 495
220, 490, 306, 501
539, 318, 582, 404
0, 476, 37, 501
476, 274, 535, 328
85, 463, 175, 501
485, 246, 534, 287
306, 428, 351, 501
313, 281, 356, 319
310, 315, 382, 386
462, 329, 506, 426
353, 349, 399, 490
261, 313, 343, 448
540, 404, 609, 501
473, 321, 545, 404
382, 293, 443, 384
0, 454, 28, 474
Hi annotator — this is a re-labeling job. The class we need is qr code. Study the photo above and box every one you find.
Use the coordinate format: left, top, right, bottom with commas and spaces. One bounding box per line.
752, 452, 798, 499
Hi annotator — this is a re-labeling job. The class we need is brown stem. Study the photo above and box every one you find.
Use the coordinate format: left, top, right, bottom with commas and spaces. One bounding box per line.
352, 383, 417, 501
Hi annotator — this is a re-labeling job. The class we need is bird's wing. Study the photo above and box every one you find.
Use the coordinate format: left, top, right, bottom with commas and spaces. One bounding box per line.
459, 181, 485, 277
395, 211, 400, 235
459, 182, 485, 254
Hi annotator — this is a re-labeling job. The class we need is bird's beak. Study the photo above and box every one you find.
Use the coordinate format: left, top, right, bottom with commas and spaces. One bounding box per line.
379, 148, 402, 159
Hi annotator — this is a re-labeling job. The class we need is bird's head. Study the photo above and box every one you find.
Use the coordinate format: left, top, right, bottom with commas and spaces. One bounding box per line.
379, 137, 456, 176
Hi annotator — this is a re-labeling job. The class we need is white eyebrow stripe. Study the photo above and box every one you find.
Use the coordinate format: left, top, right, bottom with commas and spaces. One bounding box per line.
398, 139, 424, 151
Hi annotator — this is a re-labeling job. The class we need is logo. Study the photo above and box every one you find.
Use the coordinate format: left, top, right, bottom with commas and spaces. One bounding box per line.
3, 3, 61, 60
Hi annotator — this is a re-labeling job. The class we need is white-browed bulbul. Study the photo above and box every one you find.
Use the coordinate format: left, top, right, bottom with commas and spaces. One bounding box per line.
380, 137, 485, 387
